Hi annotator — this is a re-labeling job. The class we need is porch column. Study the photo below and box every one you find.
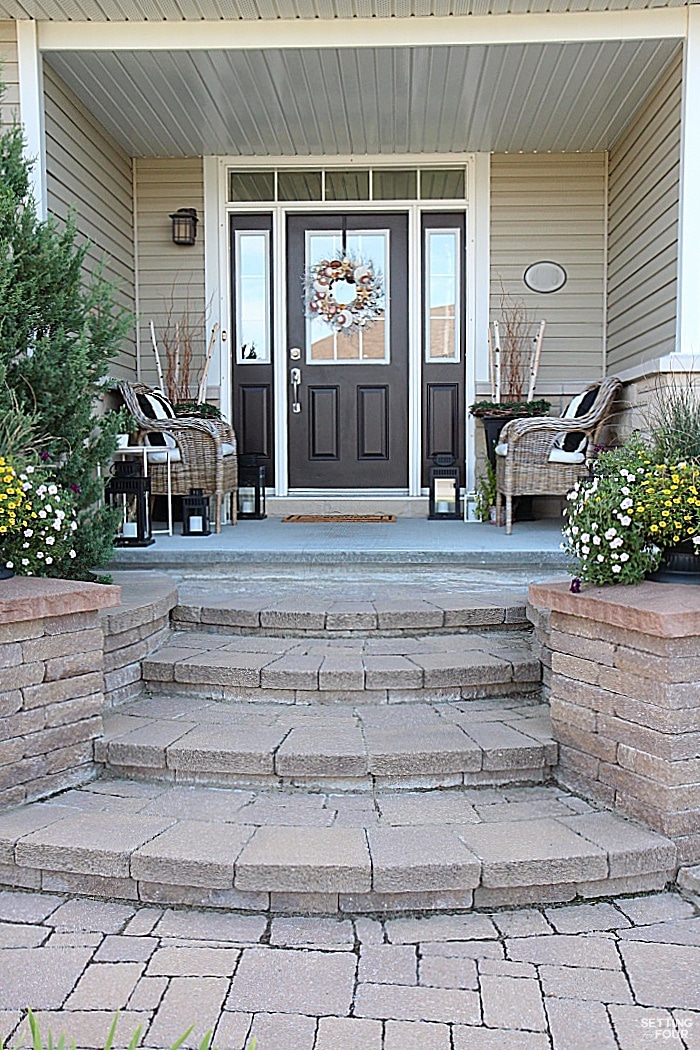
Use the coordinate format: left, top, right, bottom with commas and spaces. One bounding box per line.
16, 20, 46, 220
677, 5, 700, 356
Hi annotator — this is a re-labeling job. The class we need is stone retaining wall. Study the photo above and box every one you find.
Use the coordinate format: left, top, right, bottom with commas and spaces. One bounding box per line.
100, 572, 177, 707
530, 581, 700, 866
0, 577, 120, 810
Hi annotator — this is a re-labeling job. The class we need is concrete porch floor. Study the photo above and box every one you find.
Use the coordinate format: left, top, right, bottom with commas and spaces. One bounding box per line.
110, 517, 567, 572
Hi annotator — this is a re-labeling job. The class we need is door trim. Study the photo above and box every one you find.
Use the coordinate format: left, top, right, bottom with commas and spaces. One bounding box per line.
206, 154, 490, 503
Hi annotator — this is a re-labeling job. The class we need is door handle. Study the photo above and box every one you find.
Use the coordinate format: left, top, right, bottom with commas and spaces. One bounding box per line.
290, 367, 302, 414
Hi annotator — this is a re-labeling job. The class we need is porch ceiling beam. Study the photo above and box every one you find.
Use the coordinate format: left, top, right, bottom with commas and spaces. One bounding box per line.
38, 8, 687, 52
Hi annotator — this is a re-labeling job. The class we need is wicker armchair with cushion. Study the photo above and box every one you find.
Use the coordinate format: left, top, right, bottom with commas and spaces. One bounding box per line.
119, 382, 238, 532
494, 376, 622, 535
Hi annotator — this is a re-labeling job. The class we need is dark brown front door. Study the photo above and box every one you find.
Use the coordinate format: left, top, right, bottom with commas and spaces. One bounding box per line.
286, 214, 408, 489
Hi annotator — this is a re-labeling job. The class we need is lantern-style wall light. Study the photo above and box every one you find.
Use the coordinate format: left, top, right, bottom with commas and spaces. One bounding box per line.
237, 455, 267, 520
182, 488, 211, 536
105, 459, 154, 547
428, 454, 462, 520
170, 208, 198, 246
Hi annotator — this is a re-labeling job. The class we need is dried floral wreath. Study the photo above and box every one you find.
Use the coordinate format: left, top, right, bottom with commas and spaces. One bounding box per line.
304, 253, 384, 334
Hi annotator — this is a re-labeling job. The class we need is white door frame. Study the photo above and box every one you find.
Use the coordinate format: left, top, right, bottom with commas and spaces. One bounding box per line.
204, 154, 490, 501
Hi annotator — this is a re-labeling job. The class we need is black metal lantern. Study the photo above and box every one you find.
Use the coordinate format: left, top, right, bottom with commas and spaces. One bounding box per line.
182, 488, 211, 536
428, 454, 462, 520
105, 459, 154, 547
237, 455, 267, 520
170, 208, 198, 246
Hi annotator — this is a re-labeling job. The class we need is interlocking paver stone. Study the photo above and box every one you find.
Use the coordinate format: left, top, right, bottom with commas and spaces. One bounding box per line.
507, 934, 622, 969
270, 916, 354, 947
145, 976, 228, 1048
453, 1031, 550, 1050
228, 948, 356, 1014
147, 946, 240, 976
544, 901, 630, 933
131, 821, 253, 888
0, 890, 62, 923
619, 941, 700, 1009
388, 913, 499, 943
354, 983, 481, 1024
368, 826, 480, 892
247, 1012, 317, 1050
48, 899, 135, 932
314, 1016, 383, 1050
65, 962, 145, 1009
0, 946, 93, 1008
358, 944, 417, 985
275, 727, 367, 777
29, 1011, 150, 1050
539, 963, 633, 1003
419, 954, 478, 989
545, 997, 618, 1050
383, 1020, 452, 1049
480, 974, 547, 1031
153, 910, 266, 943
235, 826, 371, 892
616, 892, 696, 926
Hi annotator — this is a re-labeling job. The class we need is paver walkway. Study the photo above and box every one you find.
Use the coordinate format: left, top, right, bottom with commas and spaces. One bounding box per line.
0, 888, 698, 1049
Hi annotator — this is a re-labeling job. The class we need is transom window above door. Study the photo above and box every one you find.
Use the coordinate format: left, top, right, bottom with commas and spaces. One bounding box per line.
228, 167, 466, 203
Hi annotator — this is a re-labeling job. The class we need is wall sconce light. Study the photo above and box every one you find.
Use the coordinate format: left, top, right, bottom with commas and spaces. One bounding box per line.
170, 208, 198, 246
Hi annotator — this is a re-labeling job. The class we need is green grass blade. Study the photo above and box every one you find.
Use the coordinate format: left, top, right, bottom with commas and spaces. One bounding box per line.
167, 1026, 194, 1050
103, 1012, 120, 1050
126, 1024, 143, 1050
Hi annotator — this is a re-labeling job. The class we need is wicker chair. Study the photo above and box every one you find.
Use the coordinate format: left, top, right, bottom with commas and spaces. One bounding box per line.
119, 382, 238, 533
495, 377, 622, 535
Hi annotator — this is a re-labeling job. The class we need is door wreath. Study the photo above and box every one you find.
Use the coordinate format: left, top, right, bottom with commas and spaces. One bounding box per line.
304, 253, 384, 334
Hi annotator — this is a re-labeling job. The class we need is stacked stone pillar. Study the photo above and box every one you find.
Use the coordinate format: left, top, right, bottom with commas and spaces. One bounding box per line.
530, 581, 700, 865
0, 577, 120, 810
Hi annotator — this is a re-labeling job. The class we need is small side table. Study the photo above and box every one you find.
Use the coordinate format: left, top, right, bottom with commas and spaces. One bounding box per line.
113, 446, 173, 536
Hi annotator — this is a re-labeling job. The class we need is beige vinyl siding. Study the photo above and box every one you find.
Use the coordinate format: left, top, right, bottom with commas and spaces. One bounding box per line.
134, 157, 206, 393
44, 63, 136, 378
607, 52, 682, 373
0, 21, 19, 127
489, 153, 606, 400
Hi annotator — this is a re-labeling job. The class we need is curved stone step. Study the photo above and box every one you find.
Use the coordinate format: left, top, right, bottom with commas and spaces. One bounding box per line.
97, 695, 557, 791
0, 779, 676, 914
173, 585, 529, 637
142, 630, 541, 703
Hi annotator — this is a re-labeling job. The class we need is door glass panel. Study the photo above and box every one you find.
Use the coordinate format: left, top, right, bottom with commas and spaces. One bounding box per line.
229, 171, 275, 202
425, 228, 460, 362
325, 170, 370, 201
278, 170, 322, 201
373, 170, 417, 200
420, 168, 466, 200
235, 230, 271, 364
306, 230, 389, 364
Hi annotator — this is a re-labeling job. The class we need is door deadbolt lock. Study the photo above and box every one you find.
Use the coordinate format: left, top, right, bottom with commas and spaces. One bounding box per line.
290, 347, 301, 360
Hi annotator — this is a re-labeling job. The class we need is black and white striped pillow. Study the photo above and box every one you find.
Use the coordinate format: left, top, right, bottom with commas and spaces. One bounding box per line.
137, 390, 176, 447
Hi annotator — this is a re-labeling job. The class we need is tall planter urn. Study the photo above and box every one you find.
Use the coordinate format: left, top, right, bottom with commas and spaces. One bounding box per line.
648, 539, 700, 585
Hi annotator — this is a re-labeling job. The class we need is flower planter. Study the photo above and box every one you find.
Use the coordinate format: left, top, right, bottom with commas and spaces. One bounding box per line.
648, 539, 700, 585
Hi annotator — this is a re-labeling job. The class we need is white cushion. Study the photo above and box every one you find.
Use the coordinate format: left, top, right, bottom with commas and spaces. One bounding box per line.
548, 447, 586, 464
495, 442, 508, 457
146, 447, 182, 464
222, 442, 236, 457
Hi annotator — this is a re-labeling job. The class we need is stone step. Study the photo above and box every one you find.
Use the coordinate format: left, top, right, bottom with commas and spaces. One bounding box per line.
98, 695, 557, 791
0, 779, 676, 915
142, 629, 541, 703
173, 584, 530, 637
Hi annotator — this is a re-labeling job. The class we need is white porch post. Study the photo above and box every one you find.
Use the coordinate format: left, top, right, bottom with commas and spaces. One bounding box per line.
16, 20, 46, 220
677, 5, 700, 356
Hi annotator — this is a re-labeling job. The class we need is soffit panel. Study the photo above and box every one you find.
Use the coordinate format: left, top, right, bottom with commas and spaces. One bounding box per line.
0, 0, 696, 19
45, 40, 679, 157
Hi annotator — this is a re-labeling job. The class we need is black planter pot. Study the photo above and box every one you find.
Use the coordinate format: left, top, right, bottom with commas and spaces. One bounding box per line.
648, 539, 700, 584
479, 415, 533, 522
0, 564, 14, 580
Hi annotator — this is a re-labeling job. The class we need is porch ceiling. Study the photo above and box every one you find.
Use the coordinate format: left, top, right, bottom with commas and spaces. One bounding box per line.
45, 39, 678, 157
2, 0, 696, 19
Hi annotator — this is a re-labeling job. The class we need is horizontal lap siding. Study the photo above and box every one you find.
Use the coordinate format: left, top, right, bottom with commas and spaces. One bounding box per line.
44, 63, 136, 378
490, 153, 606, 396
134, 157, 206, 393
607, 52, 681, 373
0, 21, 19, 127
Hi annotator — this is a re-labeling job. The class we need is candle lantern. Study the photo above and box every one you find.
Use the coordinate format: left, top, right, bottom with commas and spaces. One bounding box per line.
182, 488, 211, 536
237, 455, 267, 520
105, 459, 154, 546
428, 454, 461, 520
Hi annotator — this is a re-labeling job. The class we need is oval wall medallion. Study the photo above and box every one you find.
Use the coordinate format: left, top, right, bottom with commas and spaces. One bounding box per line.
523, 261, 567, 294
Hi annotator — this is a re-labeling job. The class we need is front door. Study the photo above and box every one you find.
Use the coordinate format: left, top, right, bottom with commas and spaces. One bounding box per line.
286, 214, 408, 489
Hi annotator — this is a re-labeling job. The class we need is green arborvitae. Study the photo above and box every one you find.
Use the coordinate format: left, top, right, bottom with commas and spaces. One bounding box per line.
0, 112, 132, 580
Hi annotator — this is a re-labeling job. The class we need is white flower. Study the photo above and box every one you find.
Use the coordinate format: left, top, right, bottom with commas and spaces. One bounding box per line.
36, 551, 44, 558
620, 468, 629, 477
694, 537, 700, 546
612, 564, 621, 573
24, 528, 33, 538
597, 554, 605, 562
69, 549, 76, 558
21, 558, 28, 566
611, 537, 623, 549
25, 465, 34, 474
619, 516, 631, 527
628, 474, 636, 482
620, 552, 630, 561
581, 546, 590, 556
46, 536, 55, 546
70, 521, 77, 531
47, 485, 57, 495
592, 535, 601, 546
581, 533, 590, 543
5, 561, 12, 569
21, 543, 28, 550
620, 498, 633, 510
45, 556, 53, 565
592, 523, 598, 531
604, 528, 617, 540
571, 526, 579, 536
38, 510, 47, 519
621, 487, 630, 496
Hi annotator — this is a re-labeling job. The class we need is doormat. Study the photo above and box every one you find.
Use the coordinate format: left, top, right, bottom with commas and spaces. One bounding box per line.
282, 514, 397, 523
